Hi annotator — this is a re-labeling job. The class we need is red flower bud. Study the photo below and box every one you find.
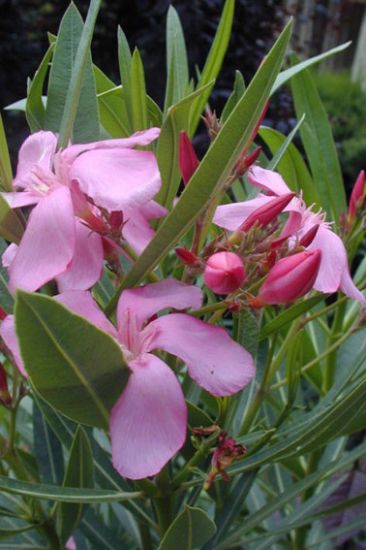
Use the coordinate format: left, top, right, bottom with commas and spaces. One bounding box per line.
240, 192, 295, 232
204, 252, 246, 295
235, 147, 262, 177
0, 306, 7, 321
348, 170, 365, 220
175, 247, 198, 266
258, 249, 322, 305
0, 363, 11, 407
299, 224, 319, 247
178, 131, 199, 185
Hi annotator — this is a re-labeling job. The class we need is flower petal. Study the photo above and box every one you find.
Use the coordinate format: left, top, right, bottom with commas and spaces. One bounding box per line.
1, 191, 41, 208
117, 278, 202, 331
213, 195, 274, 231
248, 166, 292, 196
110, 353, 186, 479
55, 290, 118, 338
56, 221, 103, 292
308, 226, 345, 293
69, 149, 161, 211
0, 315, 27, 377
340, 268, 366, 304
14, 131, 57, 189
8, 187, 76, 292
146, 313, 255, 396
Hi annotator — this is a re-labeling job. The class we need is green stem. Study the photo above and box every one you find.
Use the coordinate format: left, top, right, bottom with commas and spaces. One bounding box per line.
172, 431, 219, 489
322, 300, 346, 393
139, 521, 153, 550
154, 466, 173, 536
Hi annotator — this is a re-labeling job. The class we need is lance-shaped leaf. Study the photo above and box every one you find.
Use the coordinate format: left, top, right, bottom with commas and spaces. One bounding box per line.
26, 43, 54, 132
158, 506, 216, 550
291, 61, 346, 221
57, 426, 94, 544
164, 6, 189, 112
106, 19, 292, 313
189, 0, 235, 134
46, 1, 100, 146
0, 195, 24, 244
129, 48, 149, 132
0, 113, 13, 191
15, 292, 129, 429
33, 403, 64, 485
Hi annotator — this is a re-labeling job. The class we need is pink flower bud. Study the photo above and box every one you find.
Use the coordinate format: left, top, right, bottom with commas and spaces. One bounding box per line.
348, 170, 365, 220
178, 131, 199, 185
235, 147, 262, 177
257, 249, 322, 305
299, 224, 319, 247
240, 192, 295, 232
204, 252, 246, 295
175, 247, 198, 266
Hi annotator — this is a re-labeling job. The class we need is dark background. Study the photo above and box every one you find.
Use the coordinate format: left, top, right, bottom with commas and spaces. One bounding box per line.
0, 0, 286, 161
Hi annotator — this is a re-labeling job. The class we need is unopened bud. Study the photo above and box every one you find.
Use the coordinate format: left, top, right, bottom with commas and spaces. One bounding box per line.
257, 249, 322, 305
235, 147, 262, 177
348, 170, 366, 220
0, 306, 7, 321
240, 193, 295, 232
0, 363, 11, 406
109, 211, 123, 232
299, 224, 319, 247
175, 247, 199, 266
178, 131, 199, 185
204, 252, 246, 295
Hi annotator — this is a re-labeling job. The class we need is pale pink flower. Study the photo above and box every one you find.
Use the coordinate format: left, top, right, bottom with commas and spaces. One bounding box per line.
214, 166, 365, 304
2, 129, 163, 292
2, 279, 255, 479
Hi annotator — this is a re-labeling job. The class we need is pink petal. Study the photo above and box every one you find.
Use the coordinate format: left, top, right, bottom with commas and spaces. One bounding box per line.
0, 315, 27, 377
2, 243, 18, 268
146, 313, 255, 396
248, 166, 291, 196
122, 209, 156, 255
1, 191, 41, 208
55, 291, 118, 339
8, 187, 76, 292
308, 226, 345, 293
14, 131, 57, 189
63, 128, 160, 164
117, 278, 202, 331
213, 195, 274, 231
69, 149, 161, 211
139, 200, 168, 220
110, 352, 186, 480
340, 268, 366, 304
56, 221, 103, 292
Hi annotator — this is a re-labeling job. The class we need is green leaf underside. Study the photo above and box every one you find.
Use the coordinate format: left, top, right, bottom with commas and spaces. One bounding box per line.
159, 506, 216, 550
15, 292, 129, 429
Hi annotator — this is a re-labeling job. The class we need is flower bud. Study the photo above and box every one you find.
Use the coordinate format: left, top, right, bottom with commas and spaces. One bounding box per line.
348, 170, 365, 220
257, 249, 322, 305
175, 247, 199, 266
178, 131, 199, 185
204, 252, 246, 295
299, 224, 319, 247
0, 363, 11, 407
240, 192, 295, 232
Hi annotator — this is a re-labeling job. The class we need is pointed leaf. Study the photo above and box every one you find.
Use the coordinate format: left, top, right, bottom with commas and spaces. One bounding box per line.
26, 44, 54, 132
0, 113, 13, 191
33, 403, 64, 485
129, 48, 148, 131
15, 291, 129, 429
164, 6, 189, 111
158, 506, 216, 550
0, 195, 24, 244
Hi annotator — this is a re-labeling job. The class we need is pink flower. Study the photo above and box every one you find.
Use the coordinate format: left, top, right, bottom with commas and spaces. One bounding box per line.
214, 166, 365, 304
2, 279, 255, 479
2, 129, 163, 292
348, 170, 365, 221
204, 252, 246, 294
256, 249, 322, 305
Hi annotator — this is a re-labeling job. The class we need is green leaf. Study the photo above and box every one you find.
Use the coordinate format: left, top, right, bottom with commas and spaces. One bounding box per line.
33, 403, 64, 485
57, 426, 94, 544
164, 6, 189, 112
259, 295, 324, 340
0, 195, 24, 244
290, 62, 345, 221
0, 239, 14, 313
189, 0, 235, 134
117, 26, 132, 132
259, 125, 318, 206
46, 1, 101, 147
0, 526, 36, 541
272, 41, 351, 94
15, 291, 129, 429
221, 70, 245, 122
265, 113, 305, 170
0, 475, 141, 503
0, 113, 13, 191
106, 20, 292, 313
129, 48, 148, 131
158, 506, 216, 550
156, 82, 213, 210
26, 44, 54, 132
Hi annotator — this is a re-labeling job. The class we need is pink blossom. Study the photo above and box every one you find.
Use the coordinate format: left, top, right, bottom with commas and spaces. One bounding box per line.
214, 166, 365, 304
204, 252, 246, 294
2, 129, 163, 292
2, 279, 255, 478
